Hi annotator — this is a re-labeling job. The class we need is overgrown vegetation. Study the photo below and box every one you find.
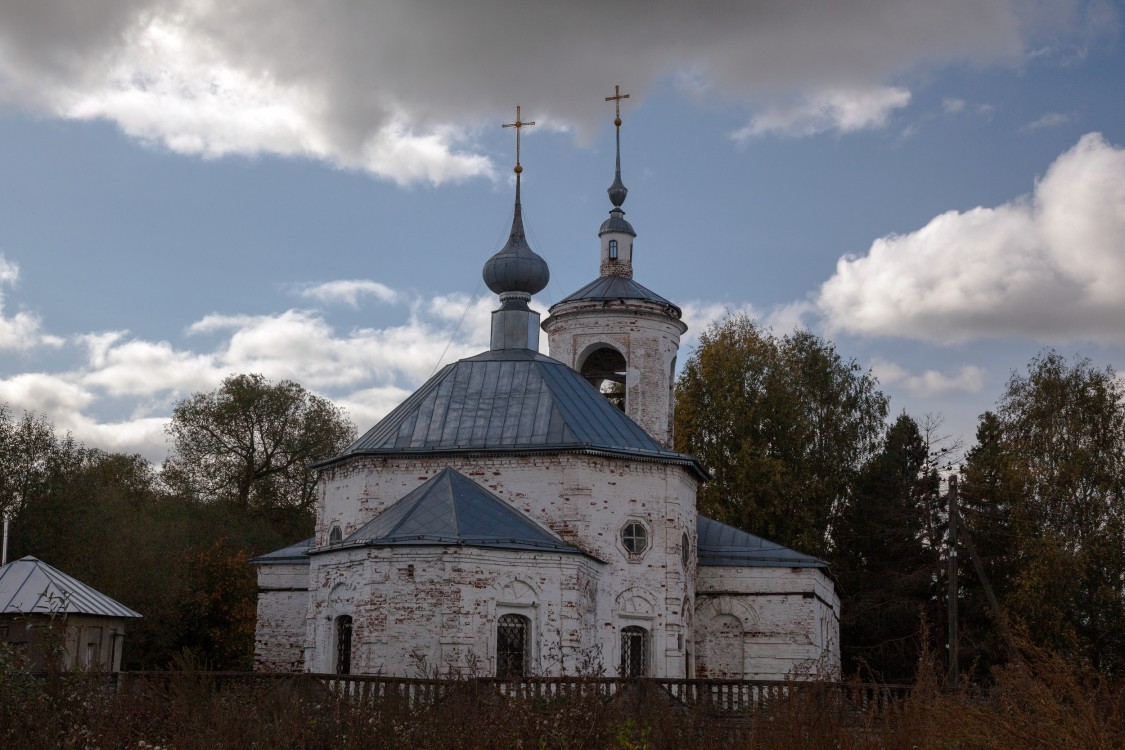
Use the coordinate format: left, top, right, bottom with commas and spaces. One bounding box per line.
1, 640, 1122, 749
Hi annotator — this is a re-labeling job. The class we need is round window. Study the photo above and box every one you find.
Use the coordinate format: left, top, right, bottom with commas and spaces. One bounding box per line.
621, 522, 648, 554
681, 532, 690, 568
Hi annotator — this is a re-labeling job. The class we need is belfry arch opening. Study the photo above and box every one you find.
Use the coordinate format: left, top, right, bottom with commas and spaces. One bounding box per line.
580, 346, 627, 411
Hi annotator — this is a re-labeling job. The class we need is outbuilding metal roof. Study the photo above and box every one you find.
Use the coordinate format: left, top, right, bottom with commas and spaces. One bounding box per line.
696, 516, 828, 569
0, 557, 141, 618
249, 537, 313, 565
326, 349, 704, 478
552, 275, 682, 317
331, 467, 587, 556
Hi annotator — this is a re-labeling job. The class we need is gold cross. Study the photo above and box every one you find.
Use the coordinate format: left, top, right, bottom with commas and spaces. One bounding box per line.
502, 105, 535, 173
605, 85, 630, 126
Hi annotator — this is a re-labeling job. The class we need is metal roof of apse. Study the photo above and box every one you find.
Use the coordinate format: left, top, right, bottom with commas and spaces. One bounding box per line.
328, 349, 705, 478
332, 467, 587, 556
552, 275, 681, 317
250, 537, 313, 565
696, 516, 828, 569
0, 557, 141, 618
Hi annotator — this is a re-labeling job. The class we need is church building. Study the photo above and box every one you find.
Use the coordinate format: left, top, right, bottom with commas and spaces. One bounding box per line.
253, 95, 839, 680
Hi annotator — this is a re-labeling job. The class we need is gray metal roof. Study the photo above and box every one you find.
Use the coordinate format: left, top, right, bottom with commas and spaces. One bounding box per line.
329, 467, 586, 555
696, 516, 828, 569
599, 207, 636, 237
326, 349, 704, 478
0, 557, 141, 618
250, 537, 313, 565
552, 275, 682, 317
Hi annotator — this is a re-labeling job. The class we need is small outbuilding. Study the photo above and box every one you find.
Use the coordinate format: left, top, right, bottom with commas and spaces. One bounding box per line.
0, 556, 141, 672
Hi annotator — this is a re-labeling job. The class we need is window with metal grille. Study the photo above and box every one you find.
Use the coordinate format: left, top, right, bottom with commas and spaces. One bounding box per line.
620, 626, 649, 677
609, 239, 618, 259
496, 614, 530, 678
335, 615, 353, 674
621, 522, 648, 554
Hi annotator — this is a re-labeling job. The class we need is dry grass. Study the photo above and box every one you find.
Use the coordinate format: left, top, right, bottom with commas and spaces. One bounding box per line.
2, 647, 1122, 749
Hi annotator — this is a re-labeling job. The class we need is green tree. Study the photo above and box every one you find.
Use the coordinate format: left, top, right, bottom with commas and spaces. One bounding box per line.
163, 374, 356, 513
834, 413, 940, 680
674, 314, 887, 557
962, 351, 1125, 675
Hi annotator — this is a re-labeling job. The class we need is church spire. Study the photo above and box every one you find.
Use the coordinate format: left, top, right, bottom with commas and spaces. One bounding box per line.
598, 86, 636, 278
606, 85, 630, 208
483, 106, 549, 351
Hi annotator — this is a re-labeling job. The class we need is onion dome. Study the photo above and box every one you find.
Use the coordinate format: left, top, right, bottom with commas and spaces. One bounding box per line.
482, 186, 550, 295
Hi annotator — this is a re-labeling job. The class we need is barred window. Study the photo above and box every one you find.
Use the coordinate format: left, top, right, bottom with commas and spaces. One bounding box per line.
496, 614, 530, 678
335, 615, 353, 674
620, 626, 649, 677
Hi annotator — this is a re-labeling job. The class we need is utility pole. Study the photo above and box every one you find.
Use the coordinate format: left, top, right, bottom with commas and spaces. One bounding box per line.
947, 474, 959, 689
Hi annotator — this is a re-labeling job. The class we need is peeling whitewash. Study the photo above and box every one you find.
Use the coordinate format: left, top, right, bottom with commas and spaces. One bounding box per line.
255, 451, 840, 679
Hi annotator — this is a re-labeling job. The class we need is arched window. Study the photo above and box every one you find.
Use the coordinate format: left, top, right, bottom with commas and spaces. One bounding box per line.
496, 614, 530, 678
329, 525, 342, 544
335, 615, 353, 674
681, 532, 691, 568
608, 239, 618, 259
620, 626, 649, 677
580, 346, 626, 411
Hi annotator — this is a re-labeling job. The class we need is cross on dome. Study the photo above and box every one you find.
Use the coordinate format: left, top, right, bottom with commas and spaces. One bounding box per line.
502, 105, 535, 175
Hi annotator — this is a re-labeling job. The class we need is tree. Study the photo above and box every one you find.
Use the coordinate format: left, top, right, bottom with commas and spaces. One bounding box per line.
962, 351, 1125, 675
834, 413, 940, 680
674, 314, 887, 557
163, 374, 356, 513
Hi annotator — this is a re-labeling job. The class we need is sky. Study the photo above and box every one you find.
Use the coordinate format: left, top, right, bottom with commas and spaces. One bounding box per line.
0, 0, 1123, 463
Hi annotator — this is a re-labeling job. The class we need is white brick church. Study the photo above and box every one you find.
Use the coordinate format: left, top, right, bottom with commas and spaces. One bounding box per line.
252, 102, 839, 680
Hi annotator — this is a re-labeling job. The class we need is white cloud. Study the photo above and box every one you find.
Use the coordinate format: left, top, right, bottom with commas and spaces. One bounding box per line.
818, 133, 1125, 343
1023, 112, 1071, 130
943, 97, 967, 113
299, 280, 400, 307
871, 359, 986, 397
733, 87, 912, 140
0, 254, 64, 351
1, 1, 1076, 183
0, 279, 518, 460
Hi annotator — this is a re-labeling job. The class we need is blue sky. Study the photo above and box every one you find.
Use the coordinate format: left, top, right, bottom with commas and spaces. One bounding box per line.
0, 0, 1123, 461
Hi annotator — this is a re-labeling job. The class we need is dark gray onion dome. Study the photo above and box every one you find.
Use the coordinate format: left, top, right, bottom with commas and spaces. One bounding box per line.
608, 173, 628, 207
482, 200, 550, 295
598, 207, 636, 237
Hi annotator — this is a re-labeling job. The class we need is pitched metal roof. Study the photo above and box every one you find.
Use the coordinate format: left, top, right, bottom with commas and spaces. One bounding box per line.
696, 516, 828, 569
0, 557, 141, 618
328, 467, 587, 556
250, 537, 313, 565
326, 349, 704, 478
552, 275, 681, 317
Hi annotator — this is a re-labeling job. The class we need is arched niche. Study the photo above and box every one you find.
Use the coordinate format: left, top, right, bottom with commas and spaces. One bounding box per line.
577, 344, 627, 411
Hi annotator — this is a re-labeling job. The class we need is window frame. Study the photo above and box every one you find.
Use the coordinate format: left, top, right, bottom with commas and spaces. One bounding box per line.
620, 625, 649, 677
608, 239, 618, 259
495, 613, 531, 678
620, 521, 649, 557
335, 615, 353, 674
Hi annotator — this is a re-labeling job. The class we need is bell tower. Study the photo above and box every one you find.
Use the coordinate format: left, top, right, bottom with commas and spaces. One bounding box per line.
542, 86, 686, 448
